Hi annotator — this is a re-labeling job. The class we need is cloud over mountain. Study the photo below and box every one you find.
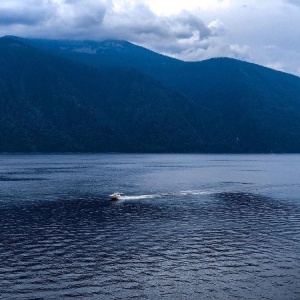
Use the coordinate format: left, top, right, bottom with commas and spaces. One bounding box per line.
0, 0, 299, 76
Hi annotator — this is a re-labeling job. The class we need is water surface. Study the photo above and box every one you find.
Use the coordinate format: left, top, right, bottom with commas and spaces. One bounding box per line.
0, 154, 300, 299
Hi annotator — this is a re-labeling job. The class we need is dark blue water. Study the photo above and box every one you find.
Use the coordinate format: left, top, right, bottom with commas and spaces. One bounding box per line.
0, 154, 300, 300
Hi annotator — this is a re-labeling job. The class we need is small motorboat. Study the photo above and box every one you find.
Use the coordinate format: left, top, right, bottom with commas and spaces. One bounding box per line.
110, 192, 124, 201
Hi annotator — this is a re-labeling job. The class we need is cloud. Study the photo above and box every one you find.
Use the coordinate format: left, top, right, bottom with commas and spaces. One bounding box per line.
103, 4, 214, 41
0, 0, 299, 76
208, 19, 226, 36
0, 0, 226, 64
250, 45, 300, 77
229, 44, 250, 60
0, 1, 56, 26
0, 1, 216, 43
98, 3, 222, 58
285, 0, 300, 7
65, 1, 106, 27
0, 0, 107, 39
265, 62, 286, 72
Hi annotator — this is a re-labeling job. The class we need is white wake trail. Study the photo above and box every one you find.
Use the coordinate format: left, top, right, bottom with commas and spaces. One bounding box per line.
115, 190, 214, 201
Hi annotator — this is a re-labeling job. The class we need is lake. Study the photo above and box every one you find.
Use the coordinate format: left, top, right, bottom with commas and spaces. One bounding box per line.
0, 154, 300, 299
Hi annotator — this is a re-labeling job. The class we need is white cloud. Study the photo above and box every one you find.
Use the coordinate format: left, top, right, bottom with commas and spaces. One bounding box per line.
229, 44, 250, 60
143, 0, 231, 15
208, 19, 227, 36
265, 62, 286, 72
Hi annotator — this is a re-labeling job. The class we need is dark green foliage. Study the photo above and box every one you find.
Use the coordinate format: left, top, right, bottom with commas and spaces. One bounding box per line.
0, 36, 210, 152
2, 36, 300, 152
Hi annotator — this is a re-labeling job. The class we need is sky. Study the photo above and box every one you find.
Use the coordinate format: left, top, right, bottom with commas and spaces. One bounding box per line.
0, 0, 300, 76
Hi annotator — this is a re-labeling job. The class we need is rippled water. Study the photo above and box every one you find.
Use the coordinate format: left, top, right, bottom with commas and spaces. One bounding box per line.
0, 154, 300, 300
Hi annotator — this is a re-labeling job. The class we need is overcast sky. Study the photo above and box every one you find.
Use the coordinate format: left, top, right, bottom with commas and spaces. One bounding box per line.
1, 0, 299, 76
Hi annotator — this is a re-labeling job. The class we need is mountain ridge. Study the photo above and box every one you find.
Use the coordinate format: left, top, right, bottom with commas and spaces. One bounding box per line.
1, 35, 300, 153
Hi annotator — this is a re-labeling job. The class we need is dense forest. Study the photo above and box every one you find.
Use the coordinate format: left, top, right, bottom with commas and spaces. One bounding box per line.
1, 35, 300, 152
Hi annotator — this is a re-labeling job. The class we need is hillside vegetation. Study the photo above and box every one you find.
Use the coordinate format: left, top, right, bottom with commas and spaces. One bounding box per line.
1, 36, 300, 152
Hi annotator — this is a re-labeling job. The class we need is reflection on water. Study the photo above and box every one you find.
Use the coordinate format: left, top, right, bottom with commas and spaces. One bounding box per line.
0, 154, 300, 300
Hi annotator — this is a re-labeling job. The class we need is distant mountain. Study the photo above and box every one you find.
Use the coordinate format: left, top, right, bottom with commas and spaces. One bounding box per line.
2, 36, 300, 152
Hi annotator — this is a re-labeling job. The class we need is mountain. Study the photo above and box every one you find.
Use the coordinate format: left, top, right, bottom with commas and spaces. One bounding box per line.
23, 37, 300, 153
0, 36, 216, 152
1, 36, 300, 152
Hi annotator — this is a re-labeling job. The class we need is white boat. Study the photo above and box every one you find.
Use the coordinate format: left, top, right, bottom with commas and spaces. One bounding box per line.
110, 192, 124, 201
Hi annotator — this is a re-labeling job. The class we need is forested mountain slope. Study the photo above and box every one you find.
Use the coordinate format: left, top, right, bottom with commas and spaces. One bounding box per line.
2, 36, 300, 152
0, 36, 212, 152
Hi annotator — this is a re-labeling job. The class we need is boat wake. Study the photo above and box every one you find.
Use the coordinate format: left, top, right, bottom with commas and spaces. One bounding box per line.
111, 190, 213, 201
